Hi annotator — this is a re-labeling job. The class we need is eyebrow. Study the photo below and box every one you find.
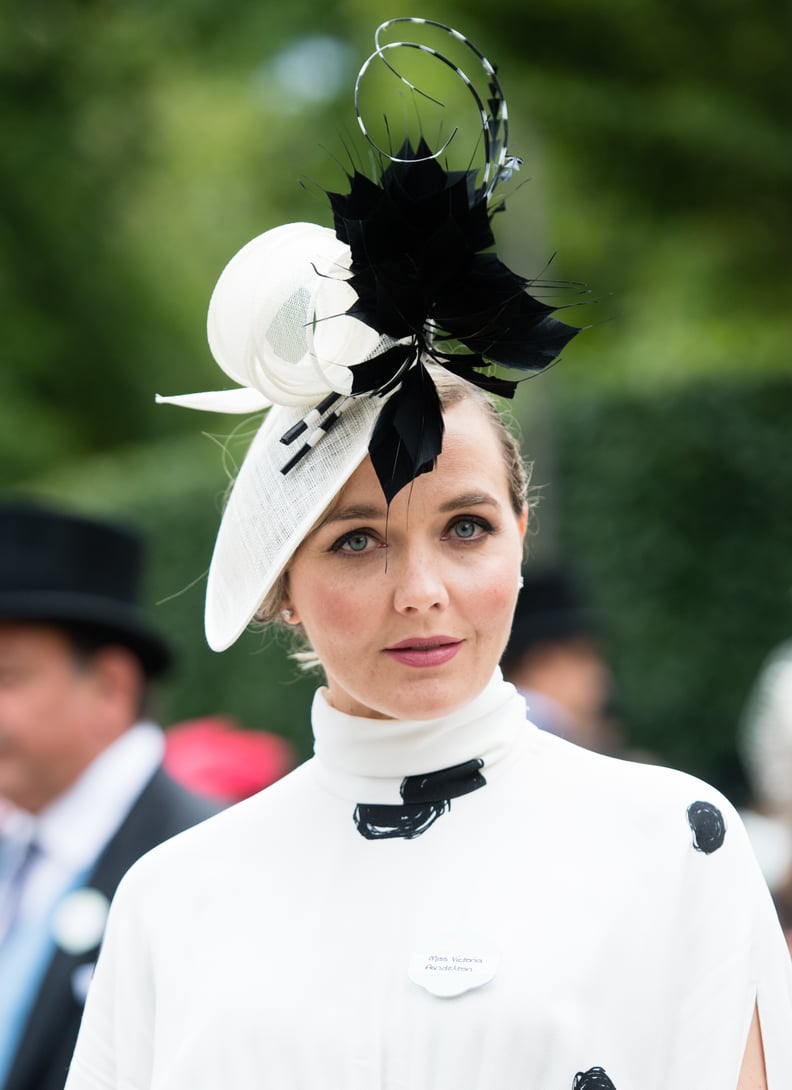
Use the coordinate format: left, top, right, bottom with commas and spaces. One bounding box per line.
439, 491, 500, 513
319, 492, 500, 529
320, 504, 384, 527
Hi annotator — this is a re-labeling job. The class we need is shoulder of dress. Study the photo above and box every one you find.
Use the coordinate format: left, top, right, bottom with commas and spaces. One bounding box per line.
112, 758, 315, 897
526, 728, 739, 830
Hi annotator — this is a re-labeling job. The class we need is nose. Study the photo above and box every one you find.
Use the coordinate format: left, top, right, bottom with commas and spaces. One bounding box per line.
391, 547, 449, 614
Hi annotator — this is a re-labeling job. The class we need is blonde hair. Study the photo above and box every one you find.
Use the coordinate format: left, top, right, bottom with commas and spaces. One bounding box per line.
253, 368, 533, 649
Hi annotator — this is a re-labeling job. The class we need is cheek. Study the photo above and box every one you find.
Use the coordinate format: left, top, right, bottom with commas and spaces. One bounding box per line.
485, 584, 519, 631
0, 692, 57, 755
295, 576, 378, 645
463, 573, 520, 651
30, 677, 89, 733
0, 685, 46, 729
468, 556, 519, 609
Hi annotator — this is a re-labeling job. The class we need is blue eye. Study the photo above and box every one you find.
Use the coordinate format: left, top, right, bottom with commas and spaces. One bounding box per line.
345, 533, 370, 552
330, 530, 375, 554
451, 517, 491, 541
455, 520, 477, 538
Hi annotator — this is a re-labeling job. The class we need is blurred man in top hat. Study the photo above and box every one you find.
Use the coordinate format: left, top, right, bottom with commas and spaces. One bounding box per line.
501, 566, 620, 754
0, 501, 218, 1090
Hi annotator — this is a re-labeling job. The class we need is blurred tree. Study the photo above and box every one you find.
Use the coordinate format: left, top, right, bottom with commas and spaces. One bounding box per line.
554, 372, 792, 794
445, 0, 792, 388
1, 3, 165, 478
2, 0, 789, 486
0, 0, 358, 482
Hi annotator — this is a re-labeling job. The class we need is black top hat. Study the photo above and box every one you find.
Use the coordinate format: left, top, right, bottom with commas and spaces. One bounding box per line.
0, 501, 171, 677
505, 566, 598, 659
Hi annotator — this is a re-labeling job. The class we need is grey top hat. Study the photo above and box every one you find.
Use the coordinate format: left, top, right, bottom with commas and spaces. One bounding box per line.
0, 501, 171, 677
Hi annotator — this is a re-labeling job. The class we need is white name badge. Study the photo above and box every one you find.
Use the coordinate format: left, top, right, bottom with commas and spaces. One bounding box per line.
409, 935, 499, 998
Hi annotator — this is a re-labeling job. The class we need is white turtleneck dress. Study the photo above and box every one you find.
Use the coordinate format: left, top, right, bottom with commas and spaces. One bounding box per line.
66, 674, 792, 1090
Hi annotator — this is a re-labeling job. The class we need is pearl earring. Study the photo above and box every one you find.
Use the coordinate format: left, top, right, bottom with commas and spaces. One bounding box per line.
280, 609, 294, 622
518, 575, 524, 589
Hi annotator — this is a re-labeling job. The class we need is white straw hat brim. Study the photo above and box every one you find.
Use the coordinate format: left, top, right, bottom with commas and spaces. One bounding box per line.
205, 395, 382, 651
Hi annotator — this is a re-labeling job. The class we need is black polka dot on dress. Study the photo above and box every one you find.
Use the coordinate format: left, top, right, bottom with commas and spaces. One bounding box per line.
687, 800, 726, 854
572, 1067, 617, 1089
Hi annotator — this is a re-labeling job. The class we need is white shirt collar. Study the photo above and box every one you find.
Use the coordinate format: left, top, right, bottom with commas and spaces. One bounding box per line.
312, 669, 528, 781
32, 723, 164, 872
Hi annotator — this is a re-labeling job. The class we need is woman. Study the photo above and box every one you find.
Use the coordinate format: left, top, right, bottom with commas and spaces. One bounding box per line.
67, 20, 791, 1090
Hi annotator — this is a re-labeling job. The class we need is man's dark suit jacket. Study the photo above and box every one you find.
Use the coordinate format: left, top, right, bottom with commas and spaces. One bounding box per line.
4, 767, 219, 1090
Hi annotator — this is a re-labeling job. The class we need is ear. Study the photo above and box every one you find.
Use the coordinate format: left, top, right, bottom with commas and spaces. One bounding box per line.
278, 596, 301, 626
91, 647, 144, 705
277, 569, 301, 625
85, 647, 144, 739
517, 503, 529, 541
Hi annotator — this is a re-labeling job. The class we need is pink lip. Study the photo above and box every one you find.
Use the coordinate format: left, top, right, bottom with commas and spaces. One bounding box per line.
384, 636, 463, 668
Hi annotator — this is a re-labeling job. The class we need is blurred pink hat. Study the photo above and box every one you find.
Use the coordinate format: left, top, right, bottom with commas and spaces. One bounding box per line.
163, 717, 296, 804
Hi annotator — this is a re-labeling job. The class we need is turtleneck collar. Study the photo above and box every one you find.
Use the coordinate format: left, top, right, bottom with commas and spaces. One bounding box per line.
311, 669, 528, 783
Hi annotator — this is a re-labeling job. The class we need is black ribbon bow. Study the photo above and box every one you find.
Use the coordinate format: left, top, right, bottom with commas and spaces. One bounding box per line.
353, 757, 486, 840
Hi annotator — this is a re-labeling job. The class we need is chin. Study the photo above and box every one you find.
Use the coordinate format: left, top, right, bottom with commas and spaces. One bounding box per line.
386, 678, 480, 722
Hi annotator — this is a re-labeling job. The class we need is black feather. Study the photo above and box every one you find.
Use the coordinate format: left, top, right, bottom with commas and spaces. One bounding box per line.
367, 361, 444, 503
317, 26, 583, 502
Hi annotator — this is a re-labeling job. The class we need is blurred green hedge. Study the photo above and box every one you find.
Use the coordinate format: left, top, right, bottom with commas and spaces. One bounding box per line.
555, 373, 792, 798
16, 373, 792, 792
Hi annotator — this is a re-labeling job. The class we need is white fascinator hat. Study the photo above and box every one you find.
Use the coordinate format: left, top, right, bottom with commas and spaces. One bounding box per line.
158, 18, 580, 652
159, 222, 395, 651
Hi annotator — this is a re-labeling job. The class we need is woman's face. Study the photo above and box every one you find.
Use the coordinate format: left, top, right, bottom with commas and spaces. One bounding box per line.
282, 398, 528, 721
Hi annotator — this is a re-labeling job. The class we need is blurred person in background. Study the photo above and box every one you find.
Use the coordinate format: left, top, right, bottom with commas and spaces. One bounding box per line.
0, 502, 218, 1090
501, 566, 622, 754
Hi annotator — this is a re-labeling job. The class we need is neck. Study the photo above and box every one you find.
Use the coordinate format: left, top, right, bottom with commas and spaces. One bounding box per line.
311, 670, 527, 781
